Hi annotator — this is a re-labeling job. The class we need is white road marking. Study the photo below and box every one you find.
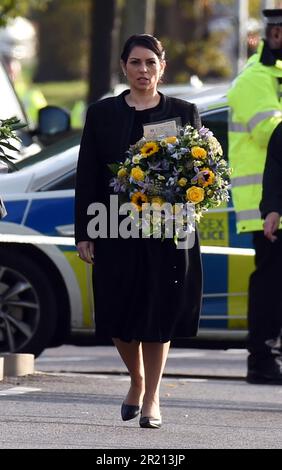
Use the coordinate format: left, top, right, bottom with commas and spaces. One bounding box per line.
168, 352, 206, 358
0, 387, 41, 396
37, 352, 207, 363
177, 378, 207, 383
36, 356, 97, 363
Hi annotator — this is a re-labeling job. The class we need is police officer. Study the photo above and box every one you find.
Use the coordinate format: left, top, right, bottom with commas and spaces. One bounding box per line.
260, 121, 282, 244
227, 9, 282, 384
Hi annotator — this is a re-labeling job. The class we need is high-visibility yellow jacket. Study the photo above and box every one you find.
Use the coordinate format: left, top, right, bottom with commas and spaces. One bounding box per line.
227, 40, 282, 233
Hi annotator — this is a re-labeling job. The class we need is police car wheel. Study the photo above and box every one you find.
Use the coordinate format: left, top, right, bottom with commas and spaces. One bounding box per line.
0, 247, 58, 357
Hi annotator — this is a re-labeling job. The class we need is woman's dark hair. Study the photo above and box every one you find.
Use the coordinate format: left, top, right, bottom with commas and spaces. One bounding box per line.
121, 34, 165, 63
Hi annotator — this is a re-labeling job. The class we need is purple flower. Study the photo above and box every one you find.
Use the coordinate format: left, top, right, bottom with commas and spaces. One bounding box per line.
161, 159, 170, 170
191, 167, 209, 185
172, 166, 180, 177
137, 176, 153, 192
199, 126, 213, 139
148, 160, 162, 170
110, 178, 123, 193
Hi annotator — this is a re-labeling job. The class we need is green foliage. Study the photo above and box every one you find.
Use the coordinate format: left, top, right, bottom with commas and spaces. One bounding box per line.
34, 0, 90, 82
38, 80, 87, 110
185, 32, 232, 79
0, 0, 49, 26
249, 0, 262, 18
156, 0, 264, 83
0, 117, 26, 169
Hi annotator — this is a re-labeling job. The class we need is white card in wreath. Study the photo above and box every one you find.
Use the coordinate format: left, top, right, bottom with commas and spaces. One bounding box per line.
143, 119, 178, 139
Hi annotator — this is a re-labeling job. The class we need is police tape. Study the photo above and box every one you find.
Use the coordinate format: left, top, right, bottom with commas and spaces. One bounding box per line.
0, 233, 255, 256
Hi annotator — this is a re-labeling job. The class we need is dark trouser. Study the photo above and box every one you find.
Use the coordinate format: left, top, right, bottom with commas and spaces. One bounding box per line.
248, 231, 282, 359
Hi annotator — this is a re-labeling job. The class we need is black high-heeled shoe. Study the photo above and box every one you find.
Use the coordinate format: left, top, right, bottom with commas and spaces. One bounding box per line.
139, 415, 162, 429
121, 402, 141, 421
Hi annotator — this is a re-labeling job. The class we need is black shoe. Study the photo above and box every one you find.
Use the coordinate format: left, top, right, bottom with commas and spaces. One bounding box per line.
121, 402, 140, 421
139, 416, 162, 429
247, 356, 282, 385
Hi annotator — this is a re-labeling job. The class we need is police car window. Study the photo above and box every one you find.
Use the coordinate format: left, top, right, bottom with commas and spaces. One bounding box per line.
16, 133, 81, 171
0, 62, 26, 122
201, 108, 228, 159
39, 170, 76, 191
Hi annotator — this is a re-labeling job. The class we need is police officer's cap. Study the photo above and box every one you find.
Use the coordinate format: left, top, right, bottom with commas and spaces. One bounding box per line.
263, 9, 282, 26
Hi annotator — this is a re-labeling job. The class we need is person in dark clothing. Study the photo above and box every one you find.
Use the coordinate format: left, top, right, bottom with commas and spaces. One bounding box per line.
260, 123, 282, 242
228, 9, 282, 385
257, 122, 282, 362
75, 35, 202, 428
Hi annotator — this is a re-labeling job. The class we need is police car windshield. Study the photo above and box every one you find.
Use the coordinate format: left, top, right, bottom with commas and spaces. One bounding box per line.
15, 132, 81, 171
0, 62, 26, 122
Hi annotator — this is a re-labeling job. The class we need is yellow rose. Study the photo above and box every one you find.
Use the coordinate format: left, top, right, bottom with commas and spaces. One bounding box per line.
178, 177, 188, 187
191, 146, 207, 159
186, 186, 205, 204
117, 167, 127, 178
130, 166, 145, 181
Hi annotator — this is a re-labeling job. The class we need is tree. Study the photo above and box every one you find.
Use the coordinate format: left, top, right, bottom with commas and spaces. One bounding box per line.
155, 0, 267, 82
88, 0, 117, 102
0, 0, 49, 26
88, 0, 157, 102
116, 0, 156, 85
155, 0, 229, 83
34, 0, 90, 82
121, 0, 156, 41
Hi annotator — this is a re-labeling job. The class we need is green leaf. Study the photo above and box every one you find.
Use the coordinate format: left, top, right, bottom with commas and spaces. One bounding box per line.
10, 122, 27, 131
108, 163, 121, 174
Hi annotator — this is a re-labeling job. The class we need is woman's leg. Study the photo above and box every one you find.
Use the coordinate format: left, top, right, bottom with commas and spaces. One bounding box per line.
113, 338, 145, 405
141, 341, 171, 418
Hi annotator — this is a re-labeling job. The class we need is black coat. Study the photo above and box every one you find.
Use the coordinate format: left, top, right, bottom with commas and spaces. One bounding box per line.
75, 91, 203, 342
260, 122, 282, 218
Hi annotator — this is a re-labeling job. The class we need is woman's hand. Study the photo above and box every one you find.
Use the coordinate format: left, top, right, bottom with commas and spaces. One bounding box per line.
263, 212, 280, 242
76, 241, 94, 264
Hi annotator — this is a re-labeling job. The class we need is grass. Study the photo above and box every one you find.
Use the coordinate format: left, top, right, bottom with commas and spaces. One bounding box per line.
37, 80, 88, 110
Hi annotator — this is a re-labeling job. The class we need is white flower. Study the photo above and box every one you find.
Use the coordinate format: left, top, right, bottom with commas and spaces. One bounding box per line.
132, 154, 143, 164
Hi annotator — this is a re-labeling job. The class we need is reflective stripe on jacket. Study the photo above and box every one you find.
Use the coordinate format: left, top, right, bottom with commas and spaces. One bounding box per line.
227, 41, 282, 233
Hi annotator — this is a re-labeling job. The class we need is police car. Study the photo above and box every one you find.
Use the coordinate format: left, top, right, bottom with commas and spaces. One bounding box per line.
0, 85, 253, 356
0, 59, 72, 161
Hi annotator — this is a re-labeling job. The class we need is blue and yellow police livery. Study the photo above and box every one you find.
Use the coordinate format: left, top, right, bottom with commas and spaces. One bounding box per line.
0, 86, 251, 356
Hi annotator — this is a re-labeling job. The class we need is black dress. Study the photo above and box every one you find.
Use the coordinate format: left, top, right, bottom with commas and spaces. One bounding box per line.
75, 91, 203, 343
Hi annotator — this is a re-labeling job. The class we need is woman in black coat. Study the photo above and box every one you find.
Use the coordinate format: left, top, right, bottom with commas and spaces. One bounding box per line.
75, 35, 202, 429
